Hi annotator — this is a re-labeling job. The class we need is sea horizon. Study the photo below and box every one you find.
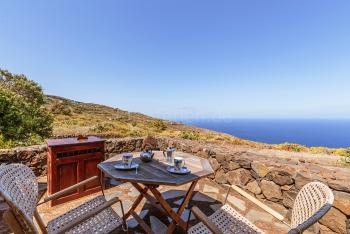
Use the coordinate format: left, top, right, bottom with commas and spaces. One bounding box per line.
179, 118, 350, 148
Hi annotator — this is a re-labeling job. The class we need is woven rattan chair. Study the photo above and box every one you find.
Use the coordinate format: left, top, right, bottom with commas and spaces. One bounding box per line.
188, 182, 334, 234
0, 163, 126, 234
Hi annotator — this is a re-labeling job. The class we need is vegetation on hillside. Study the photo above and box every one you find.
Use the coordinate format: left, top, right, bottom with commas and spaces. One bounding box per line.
44, 95, 244, 142
0, 69, 53, 148
44, 95, 350, 160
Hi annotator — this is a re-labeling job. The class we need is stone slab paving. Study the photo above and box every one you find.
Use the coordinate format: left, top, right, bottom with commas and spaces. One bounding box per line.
34, 178, 292, 234
0, 177, 293, 233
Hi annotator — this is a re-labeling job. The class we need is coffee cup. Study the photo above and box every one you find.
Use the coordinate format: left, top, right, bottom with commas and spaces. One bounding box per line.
122, 153, 133, 167
173, 157, 185, 171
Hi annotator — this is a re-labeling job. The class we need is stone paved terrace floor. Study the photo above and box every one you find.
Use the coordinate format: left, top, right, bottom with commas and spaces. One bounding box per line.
27, 177, 295, 234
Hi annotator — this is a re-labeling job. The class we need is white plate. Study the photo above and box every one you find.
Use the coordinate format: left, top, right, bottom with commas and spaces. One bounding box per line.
166, 166, 190, 174
114, 162, 139, 170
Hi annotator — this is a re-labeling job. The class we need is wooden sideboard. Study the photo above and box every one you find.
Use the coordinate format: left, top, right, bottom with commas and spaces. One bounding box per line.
47, 136, 105, 206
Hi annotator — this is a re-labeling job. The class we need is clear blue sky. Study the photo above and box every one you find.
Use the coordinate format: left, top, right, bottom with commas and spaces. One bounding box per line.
1, 1, 350, 119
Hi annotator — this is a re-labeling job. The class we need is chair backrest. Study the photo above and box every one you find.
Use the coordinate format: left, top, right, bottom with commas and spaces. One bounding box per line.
0, 163, 39, 233
290, 182, 334, 232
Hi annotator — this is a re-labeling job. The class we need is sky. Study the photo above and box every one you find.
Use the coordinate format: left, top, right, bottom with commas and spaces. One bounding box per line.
1, 1, 350, 119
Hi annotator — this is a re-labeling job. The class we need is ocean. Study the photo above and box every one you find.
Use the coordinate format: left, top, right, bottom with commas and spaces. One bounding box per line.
181, 119, 350, 148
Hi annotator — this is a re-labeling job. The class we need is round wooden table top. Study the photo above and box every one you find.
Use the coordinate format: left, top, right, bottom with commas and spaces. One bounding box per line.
98, 151, 214, 186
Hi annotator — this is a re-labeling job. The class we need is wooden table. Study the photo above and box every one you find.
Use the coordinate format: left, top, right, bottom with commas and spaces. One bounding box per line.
98, 151, 214, 234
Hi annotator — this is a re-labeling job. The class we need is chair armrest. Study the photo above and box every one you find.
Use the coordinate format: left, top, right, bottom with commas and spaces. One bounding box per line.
56, 196, 121, 234
230, 184, 286, 222
191, 206, 223, 234
39, 176, 99, 205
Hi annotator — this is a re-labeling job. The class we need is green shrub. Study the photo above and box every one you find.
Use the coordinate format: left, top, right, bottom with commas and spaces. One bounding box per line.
339, 148, 350, 164
152, 119, 167, 132
50, 100, 73, 115
0, 69, 53, 148
180, 131, 199, 140
277, 142, 306, 152
91, 123, 114, 133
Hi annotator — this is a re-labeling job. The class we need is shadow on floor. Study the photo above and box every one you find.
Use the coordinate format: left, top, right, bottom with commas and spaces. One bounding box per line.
121, 190, 223, 234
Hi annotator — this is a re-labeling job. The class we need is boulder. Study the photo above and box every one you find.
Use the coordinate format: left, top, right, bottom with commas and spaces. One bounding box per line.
295, 173, 313, 189
282, 190, 298, 209
245, 180, 261, 195
319, 207, 347, 234
227, 161, 241, 170
222, 161, 240, 172
215, 154, 226, 164
191, 146, 202, 154
208, 157, 220, 171
270, 170, 294, 186
235, 159, 251, 169
263, 200, 289, 217
327, 179, 350, 193
215, 169, 227, 184
260, 180, 282, 202
0, 150, 15, 161
197, 150, 210, 159
203, 148, 216, 157
280, 185, 293, 191
225, 169, 253, 186
256, 193, 265, 200
251, 162, 270, 177
319, 223, 336, 234
333, 191, 350, 215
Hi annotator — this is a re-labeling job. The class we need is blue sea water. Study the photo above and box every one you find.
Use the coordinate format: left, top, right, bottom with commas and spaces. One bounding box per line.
181, 119, 350, 148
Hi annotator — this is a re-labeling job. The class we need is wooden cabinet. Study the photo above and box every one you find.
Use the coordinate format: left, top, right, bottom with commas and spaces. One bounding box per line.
47, 136, 105, 206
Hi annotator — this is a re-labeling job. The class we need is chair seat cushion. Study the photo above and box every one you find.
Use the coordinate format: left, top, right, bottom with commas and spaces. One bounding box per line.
188, 204, 264, 234
48, 195, 123, 234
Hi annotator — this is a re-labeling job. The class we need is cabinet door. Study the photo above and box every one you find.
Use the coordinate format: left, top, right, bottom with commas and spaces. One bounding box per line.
82, 157, 102, 191
56, 162, 79, 197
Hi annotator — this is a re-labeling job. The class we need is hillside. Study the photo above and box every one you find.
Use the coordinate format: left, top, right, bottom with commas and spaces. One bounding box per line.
45, 95, 349, 159
45, 95, 256, 144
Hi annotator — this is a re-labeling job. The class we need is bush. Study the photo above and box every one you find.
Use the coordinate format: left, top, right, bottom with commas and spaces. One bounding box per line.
92, 123, 114, 133
50, 100, 73, 115
339, 148, 350, 164
180, 131, 199, 140
0, 69, 53, 147
152, 119, 167, 132
277, 142, 306, 152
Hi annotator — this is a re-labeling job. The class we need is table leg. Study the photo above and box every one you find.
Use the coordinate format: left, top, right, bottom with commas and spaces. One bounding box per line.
131, 211, 154, 234
166, 181, 198, 234
132, 183, 168, 216
125, 185, 149, 219
126, 181, 199, 234
126, 183, 168, 234
149, 181, 198, 233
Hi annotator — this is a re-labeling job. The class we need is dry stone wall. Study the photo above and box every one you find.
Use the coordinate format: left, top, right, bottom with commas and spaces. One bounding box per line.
156, 137, 350, 234
0, 136, 349, 233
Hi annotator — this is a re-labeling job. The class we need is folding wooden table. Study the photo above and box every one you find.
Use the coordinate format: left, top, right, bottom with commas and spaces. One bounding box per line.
98, 151, 214, 234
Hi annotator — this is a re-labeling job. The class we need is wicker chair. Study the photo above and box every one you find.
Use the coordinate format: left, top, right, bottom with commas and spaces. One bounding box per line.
0, 163, 126, 234
188, 182, 334, 234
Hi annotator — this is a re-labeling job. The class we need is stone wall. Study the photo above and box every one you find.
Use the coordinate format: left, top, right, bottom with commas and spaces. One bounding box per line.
1, 136, 349, 233
155, 137, 350, 234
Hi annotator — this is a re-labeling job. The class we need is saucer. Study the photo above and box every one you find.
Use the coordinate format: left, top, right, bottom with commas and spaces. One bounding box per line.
166, 166, 190, 174
114, 162, 139, 170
